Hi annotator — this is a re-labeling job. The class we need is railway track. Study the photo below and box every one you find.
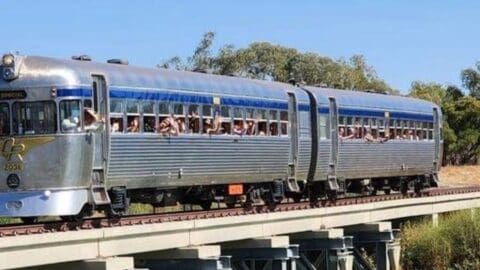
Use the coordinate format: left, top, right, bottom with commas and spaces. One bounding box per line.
1, 185, 479, 238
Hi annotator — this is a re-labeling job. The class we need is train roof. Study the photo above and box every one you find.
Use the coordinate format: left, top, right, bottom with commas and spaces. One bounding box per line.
6, 55, 306, 102
303, 86, 438, 115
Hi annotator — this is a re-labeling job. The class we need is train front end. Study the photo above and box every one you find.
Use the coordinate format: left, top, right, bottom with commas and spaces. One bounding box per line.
0, 54, 94, 219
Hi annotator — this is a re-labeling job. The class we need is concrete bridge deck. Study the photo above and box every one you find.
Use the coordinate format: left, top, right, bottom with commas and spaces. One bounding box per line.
1, 191, 480, 269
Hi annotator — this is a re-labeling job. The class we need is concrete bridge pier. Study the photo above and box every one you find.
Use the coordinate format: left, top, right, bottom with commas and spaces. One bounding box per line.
290, 228, 354, 270
345, 222, 400, 270
134, 245, 231, 270
222, 236, 298, 270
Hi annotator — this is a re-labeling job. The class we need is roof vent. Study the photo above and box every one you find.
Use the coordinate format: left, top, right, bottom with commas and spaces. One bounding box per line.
107, 59, 129, 65
72, 55, 92, 61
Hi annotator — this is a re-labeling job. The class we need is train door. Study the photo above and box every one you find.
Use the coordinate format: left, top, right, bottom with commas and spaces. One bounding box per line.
328, 97, 339, 190
287, 92, 300, 191
91, 75, 108, 170
433, 107, 440, 170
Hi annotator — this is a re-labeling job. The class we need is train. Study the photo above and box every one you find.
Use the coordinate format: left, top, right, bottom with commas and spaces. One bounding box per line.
0, 53, 442, 222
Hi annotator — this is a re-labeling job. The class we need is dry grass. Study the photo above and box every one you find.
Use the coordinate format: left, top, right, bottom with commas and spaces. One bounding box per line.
439, 165, 480, 186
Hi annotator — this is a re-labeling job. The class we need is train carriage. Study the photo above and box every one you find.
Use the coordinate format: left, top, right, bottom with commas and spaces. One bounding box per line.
304, 86, 442, 195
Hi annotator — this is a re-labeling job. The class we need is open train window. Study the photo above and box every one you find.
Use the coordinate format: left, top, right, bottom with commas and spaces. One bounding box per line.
126, 101, 140, 133
173, 104, 185, 134
109, 99, 124, 133
202, 105, 212, 134
245, 108, 255, 135
280, 110, 288, 135
269, 110, 278, 136
0, 103, 10, 136
220, 106, 231, 135
188, 104, 200, 134
142, 101, 155, 133
233, 107, 245, 135
257, 109, 267, 136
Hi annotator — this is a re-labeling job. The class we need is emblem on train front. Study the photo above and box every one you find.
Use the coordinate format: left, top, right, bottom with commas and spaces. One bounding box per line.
1, 137, 55, 172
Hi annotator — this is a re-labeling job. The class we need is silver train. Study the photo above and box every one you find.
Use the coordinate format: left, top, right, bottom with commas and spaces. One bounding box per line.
0, 53, 442, 221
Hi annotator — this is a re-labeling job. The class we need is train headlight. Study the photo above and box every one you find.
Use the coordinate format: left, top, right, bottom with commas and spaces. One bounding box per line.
2, 54, 14, 67
6, 174, 20, 189
43, 190, 51, 198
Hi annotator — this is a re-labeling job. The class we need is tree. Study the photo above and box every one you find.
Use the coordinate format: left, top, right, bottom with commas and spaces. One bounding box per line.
409, 81, 446, 105
160, 32, 395, 94
461, 62, 480, 99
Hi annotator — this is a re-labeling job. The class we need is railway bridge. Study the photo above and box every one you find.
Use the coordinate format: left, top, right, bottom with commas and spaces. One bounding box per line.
1, 187, 480, 270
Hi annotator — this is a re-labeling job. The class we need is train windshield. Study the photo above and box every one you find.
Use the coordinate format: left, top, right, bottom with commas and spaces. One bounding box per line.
0, 103, 9, 136
13, 101, 57, 135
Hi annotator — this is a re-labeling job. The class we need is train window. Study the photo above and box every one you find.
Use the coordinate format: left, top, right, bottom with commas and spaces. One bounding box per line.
346, 117, 353, 126
220, 106, 231, 135
126, 101, 140, 133
269, 110, 278, 136
246, 108, 255, 119
60, 100, 81, 133
233, 108, 245, 135
319, 114, 328, 139
84, 99, 92, 109
202, 105, 213, 134
110, 100, 123, 113
159, 103, 169, 115
188, 105, 200, 134
280, 110, 288, 135
257, 109, 267, 136
338, 116, 345, 126
110, 117, 123, 133
173, 104, 185, 134
0, 103, 9, 135
13, 101, 57, 135
363, 118, 369, 127
142, 102, 155, 133
126, 101, 139, 114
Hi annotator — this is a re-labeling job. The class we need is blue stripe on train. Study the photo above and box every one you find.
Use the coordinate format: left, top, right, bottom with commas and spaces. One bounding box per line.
338, 108, 433, 121
57, 88, 92, 97
57, 87, 434, 121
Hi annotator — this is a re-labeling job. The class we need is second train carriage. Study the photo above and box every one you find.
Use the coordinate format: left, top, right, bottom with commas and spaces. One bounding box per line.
0, 53, 442, 220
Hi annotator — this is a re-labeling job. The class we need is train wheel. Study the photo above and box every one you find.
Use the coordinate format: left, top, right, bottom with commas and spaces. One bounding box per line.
200, 201, 212, 211
21, 217, 38, 224
400, 180, 409, 195
327, 190, 338, 201
226, 202, 236, 209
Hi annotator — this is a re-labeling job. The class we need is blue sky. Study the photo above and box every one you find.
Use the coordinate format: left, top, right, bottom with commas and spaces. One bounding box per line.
2, 1, 478, 93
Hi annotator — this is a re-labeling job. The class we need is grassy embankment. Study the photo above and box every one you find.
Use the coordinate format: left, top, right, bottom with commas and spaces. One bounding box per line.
401, 210, 480, 269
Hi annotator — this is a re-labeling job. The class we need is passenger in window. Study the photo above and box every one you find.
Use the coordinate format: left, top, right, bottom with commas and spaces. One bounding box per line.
364, 128, 387, 143
188, 111, 200, 133
176, 118, 186, 134
270, 123, 278, 136
221, 122, 231, 135
338, 127, 353, 140
84, 108, 104, 131
158, 115, 178, 136
127, 117, 140, 133
207, 111, 222, 134
246, 120, 256, 135
233, 123, 246, 135
111, 119, 121, 133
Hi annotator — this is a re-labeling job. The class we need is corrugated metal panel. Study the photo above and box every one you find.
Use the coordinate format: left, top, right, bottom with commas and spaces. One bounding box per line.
107, 135, 291, 186
336, 141, 435, 179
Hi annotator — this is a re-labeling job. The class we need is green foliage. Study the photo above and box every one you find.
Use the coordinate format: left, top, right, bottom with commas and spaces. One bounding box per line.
402, 211, 480, 269
161, 32, 395, 94
461, 62, 480, 99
